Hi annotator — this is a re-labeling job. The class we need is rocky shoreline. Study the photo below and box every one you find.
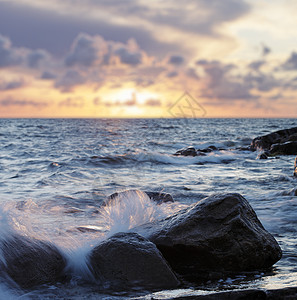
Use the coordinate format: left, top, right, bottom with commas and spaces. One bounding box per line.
1, 127, 297, 298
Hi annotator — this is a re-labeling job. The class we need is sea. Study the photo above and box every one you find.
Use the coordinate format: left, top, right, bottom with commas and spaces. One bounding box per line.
0, 118, 297, 299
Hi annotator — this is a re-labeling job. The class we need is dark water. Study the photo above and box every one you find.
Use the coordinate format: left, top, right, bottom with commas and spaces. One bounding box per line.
0, 118, 297, 299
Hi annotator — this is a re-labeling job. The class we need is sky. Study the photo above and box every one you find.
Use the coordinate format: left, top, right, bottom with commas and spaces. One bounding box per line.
1, 0, 297, 118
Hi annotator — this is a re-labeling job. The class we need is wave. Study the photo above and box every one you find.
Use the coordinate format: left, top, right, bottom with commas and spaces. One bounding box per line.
86, 149, 242, 167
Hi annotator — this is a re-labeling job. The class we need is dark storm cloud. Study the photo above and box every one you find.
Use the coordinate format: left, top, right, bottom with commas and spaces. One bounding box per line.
0, 35, 22, 67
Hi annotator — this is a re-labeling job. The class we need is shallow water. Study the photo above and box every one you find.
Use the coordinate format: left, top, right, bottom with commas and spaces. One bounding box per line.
0, 118, 297, 299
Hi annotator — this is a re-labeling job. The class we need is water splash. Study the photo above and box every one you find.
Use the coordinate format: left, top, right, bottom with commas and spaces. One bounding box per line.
99, 190, 167, 236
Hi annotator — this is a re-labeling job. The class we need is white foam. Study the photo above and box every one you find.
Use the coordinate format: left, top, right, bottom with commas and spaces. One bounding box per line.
99, 190, 167, 236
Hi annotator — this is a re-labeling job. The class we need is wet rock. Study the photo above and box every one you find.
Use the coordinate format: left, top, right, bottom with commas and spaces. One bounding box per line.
259, 153, 268, 159
89, 232, 179, 290
174, 146, 219, 157
266, 286, 297, 299
145, 191, 174, 204
1, 235, 66, 288
132, 193, 282, 279
198, 145, 218, 153
251, 127, 297, 151
174, 289, 266, 299
107, 190, 174, 205
174, 146, 198, 157
269, 141, 297, 155
257, 151, 269, 159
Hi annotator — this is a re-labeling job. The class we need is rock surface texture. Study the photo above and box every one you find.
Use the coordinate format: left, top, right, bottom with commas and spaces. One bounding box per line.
1, 235, 65, 288
89, 232, 179, 290
132, 193, 282, 278
250, 127, 297, 153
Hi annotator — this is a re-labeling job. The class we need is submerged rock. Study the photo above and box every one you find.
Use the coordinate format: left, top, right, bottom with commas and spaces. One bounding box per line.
174, 146, 198, 157
1, 235, 65, 288
250, 127, 297, 151
89, 232, 179, 290
132, 193, 282, 279
174, 146, 219, 157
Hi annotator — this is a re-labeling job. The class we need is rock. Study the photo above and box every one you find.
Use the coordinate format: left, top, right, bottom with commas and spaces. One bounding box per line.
174, 146, 219, 157
258, 152, 269, 159
88, 232, 179, 290
132, 193, 282, 279
294, 156, 297, 177
174, 289, 266, 300
198, 145, 218, 153
174, 146, 197, 157
172, 286, 297, 299
251, 127, 297, 151
266, 287, 297, 300
145, 191, 174, 204
107, 190, 174, 205
270, 141, 297, 155
1, 235, 66, 288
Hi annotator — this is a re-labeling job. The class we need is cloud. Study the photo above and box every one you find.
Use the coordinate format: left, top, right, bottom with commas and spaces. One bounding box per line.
0, 78, 25, 90
282, 51, 297, 70
65, 33, 99, 67
248, 60, 265, 71
167, 71, 178, 78
114, 47, 142, 66
55, 70, 85, 92
0, 35, 22, 67
145, 98, 161, 106
27, 49, 49, 68
199, 60, 257, 100
262, 45, 271, 57
168, 55, 184, 65
59, 97, 84, 107
0, 97, 47, 107
186, 68, 199, 79
40, 71, 56, 80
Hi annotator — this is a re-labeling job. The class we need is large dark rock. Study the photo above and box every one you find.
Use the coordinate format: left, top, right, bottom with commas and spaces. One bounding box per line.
270, 141, 297, 155
89, 232, 179, 290
1, 235, 66, 288
251, 127, 297, 151
132, 193, 282, 278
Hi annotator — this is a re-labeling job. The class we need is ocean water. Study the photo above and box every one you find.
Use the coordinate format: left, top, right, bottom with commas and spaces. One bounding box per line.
0, 118, 297, 299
